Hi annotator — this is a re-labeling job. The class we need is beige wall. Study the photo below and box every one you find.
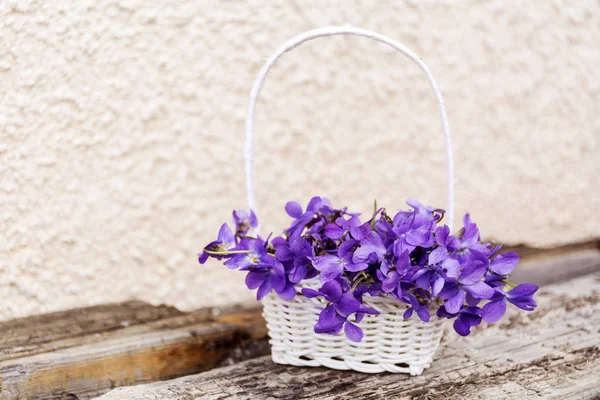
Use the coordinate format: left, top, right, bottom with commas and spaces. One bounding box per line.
1, 0, 598, 321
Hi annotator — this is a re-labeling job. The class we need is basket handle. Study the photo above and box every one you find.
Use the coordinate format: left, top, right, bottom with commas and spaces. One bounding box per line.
244, 26, 455, 231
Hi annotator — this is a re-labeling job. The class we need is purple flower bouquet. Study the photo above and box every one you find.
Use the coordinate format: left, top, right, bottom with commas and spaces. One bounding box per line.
199, 26, 538, 374
199, 197, 538, 374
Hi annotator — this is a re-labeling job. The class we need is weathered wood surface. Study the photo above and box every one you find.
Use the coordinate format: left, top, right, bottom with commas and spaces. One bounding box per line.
1, 242, 598, 399
0, 305, 269, 400
0, 301, 184, 362
99, 273, 600, 400
509, 240, 600, 286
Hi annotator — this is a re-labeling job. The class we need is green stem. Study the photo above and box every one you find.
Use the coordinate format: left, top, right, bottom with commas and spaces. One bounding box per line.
351, 272, 369, 290
203, 249, 251, 256
503, 280, 517, 288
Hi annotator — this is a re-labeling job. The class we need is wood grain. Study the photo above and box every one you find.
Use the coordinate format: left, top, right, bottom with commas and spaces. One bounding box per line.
511, 245, 600, 286
98, 273, 600, 400
0, 306, 269, 400
1, 242, 598, 399
0, 301, 184, 362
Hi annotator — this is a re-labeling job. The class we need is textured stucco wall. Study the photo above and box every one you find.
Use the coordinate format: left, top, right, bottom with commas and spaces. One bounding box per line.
0, 0, 598, 321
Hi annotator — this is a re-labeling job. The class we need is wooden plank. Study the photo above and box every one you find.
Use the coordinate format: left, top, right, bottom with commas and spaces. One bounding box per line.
503, 238, 599, 259
0, 307, 269, 400
511, 245, 600, 286
97, 273, 600, 400
1, 242, 598, 399
0, 301, 184, 361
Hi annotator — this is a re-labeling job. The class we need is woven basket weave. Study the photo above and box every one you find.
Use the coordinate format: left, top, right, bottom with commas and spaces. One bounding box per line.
246, 26, 454, 375
262, 281, 445, 375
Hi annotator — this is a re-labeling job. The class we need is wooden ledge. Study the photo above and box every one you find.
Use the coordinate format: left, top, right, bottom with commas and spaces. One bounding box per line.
98, 273, 600, 399
0, 305, 268, 399
1, 241, 599, 399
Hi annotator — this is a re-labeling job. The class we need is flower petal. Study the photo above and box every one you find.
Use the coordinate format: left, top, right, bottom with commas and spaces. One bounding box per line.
344, 321, 364, 342
306, 196, 323, 212
405, 229, 432, 246
507, 283, 539, 297
445, 289, 466, 314
314, 305, 344, 334
438, 281, 459, 299
459, 261, 487, 285
319, 262, 344, 283
350, 222, 371, 241
338, 239, 358, 257
441, 258, 461, 278
416, 306, 430, 322
345, 262, 368, 272
245, 270, 267, 290
482, 298, 507, 323
310, 255, 339, 272
335, 294, 361, 317
382, 271, 399, 293
506, 284, 538, 311
277, 284, 296, 301
460, 309, 483, 327
324, 223, 344, 240
319, 280, 343, 302
453, 316, 471, 336
249, 210, 259, 227
256, 280, 272, 301
288, 263, 307, 283
489, 252, 519, 275
290, 232, 312, 256
464, 281, 495, 299
301, 288, 321, 298
285, 201, 303, 218
217, 223, 235, 245
198, 251, 209, 264
274, 245, 293, 262
224, 254, 252, 270
432, 275, 445, 296
428, 247, 449, 265
416, 271, 432, 290
270, 266, 286, 292
352, 232, 386, 264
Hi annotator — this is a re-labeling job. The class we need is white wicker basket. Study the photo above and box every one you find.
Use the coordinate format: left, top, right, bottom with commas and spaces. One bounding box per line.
244, 26, 455, 375
262, 281, 445, 375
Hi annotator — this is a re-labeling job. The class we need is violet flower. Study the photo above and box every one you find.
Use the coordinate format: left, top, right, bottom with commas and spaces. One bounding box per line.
413, 247, 460, 296
310, 240, 366, 283
200, 197, 538, 341
232, 209, 258, 236
285, 196, 330, 234
352, 231, 387, 265
198, 223, 236, 264
391, 210, 435, 256
483, 284, 539, 323
274, 229, 313, 283
434, 225, 460, 252
402, 293, 430, 322
438, 305, 484, 336
439, 260, 494, 314
244, 258, 291, 300
324, 215, 362, 240
303, 280, 379, 342
453, 214, 489, 261
381, 251, 411, 296
488, 252, 520, 275
224, 238, 270, 270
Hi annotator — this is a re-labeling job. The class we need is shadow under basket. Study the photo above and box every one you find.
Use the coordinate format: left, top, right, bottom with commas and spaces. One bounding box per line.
262, 282, 445, 375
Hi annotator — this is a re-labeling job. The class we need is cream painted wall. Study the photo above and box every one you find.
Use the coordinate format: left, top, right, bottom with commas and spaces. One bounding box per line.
0, 0, 598, 321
